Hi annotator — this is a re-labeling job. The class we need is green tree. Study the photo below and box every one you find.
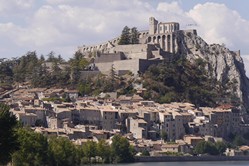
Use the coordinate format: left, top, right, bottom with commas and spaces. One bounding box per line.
215, 141, 227, 155
51, 61, 62, 85
46, 51, 56, 62
31, 63, 51, 87
0, 60, 14, 84
130, 27, 139, 44
194, 140, 206, 155
109, 64, 118, 91
40, 55, 45, 62
233, 135, 246, 146
82, 140, 97, 163
141, 149, 150, 156
0, 104, 18, 165
194, 141, 219, 155
69, 51, 89, 85
58, 54, 64, 63
12, 128, 48, 166
161, 131, 168, 142
111, 135, 134, 163
142, 58, 220, 107
118, 26, 131, 45
13, 51, 40, 82
97, 139, 111, 163
48, 137, 79, 166
78, 82, 91, 96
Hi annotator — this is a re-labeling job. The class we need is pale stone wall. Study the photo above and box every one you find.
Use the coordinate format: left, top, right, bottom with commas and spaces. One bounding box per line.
158, 22, 180, 34
149, 17, 180, 35
100, 110, 119, 131
198, 122, 214, 136
80, 71, 101, 80
109, 44, 151, 59
48, 117, 62, 129
138, 59, 162, 72
160, 112, 187, 141
128, 118, 148, 139
95, 62, 113, 75
57, 111, 72, 121
78, 108, 101, 125
114, 59, 140, 74
78, 31, 149, 54
174, 115, 185, 139
149, 17, 158, 35
95, 52, 126, 63
19, 113, 37, 127
95, 59, 140, 75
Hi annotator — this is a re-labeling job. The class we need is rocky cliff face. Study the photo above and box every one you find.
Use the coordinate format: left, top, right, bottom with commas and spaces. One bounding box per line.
175, 30, 249, 111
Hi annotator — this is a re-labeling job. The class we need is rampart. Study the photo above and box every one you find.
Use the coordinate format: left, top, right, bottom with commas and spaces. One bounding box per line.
80, 71, 101, 80
109, 44, 155, 59
94, 52, 126, 63
95, 59, 162, 75
78, 31, 149, 54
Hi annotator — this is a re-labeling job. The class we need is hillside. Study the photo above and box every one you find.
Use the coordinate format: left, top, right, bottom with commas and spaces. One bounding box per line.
174, 31, 249, 110
141, 58, 223, 107
1, 29, 249, 111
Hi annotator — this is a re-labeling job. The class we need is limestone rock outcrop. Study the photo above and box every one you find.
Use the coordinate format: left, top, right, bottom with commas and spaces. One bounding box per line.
175, 31, 249, 111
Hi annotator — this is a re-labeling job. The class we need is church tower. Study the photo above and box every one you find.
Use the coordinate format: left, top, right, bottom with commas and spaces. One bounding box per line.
149, 17, 158, 35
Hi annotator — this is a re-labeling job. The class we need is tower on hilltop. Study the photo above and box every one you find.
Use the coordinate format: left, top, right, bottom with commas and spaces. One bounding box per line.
149, 17, 180, 35
149, 17, 158, 35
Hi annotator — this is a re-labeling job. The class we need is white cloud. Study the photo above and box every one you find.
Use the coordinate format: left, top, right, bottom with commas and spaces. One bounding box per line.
187, 2, 249, 53
0, 0, 34, 13
157, 1, 183, 14
241, 55, 249, 77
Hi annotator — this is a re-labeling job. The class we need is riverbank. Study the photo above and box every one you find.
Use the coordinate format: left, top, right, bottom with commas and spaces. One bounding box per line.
135, 156, 249, 162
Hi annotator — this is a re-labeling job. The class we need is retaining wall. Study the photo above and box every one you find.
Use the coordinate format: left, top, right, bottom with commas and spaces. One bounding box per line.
135, 156, 249, 162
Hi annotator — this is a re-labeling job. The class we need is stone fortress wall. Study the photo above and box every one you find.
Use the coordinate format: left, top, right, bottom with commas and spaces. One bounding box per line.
94, 52, 126, 63
77, 31, 149, 54
95, 58, 163, 75
77, 17, 197, 76
109, 44, 155, 59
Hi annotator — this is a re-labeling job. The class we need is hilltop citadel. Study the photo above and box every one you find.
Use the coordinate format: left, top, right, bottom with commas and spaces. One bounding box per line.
78, 17, 197, 75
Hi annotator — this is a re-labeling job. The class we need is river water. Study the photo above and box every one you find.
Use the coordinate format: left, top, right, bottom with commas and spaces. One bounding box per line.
97, 161, 249, 166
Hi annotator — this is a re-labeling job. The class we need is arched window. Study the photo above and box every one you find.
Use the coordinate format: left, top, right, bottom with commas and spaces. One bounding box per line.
148, 37, 152, 43
167, 35, 171, 52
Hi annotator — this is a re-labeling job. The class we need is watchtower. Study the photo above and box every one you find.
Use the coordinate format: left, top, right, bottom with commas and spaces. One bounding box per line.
149, 17, 158, 35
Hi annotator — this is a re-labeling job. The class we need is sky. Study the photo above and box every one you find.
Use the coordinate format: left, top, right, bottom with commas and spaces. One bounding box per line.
0, 0, 249, 74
